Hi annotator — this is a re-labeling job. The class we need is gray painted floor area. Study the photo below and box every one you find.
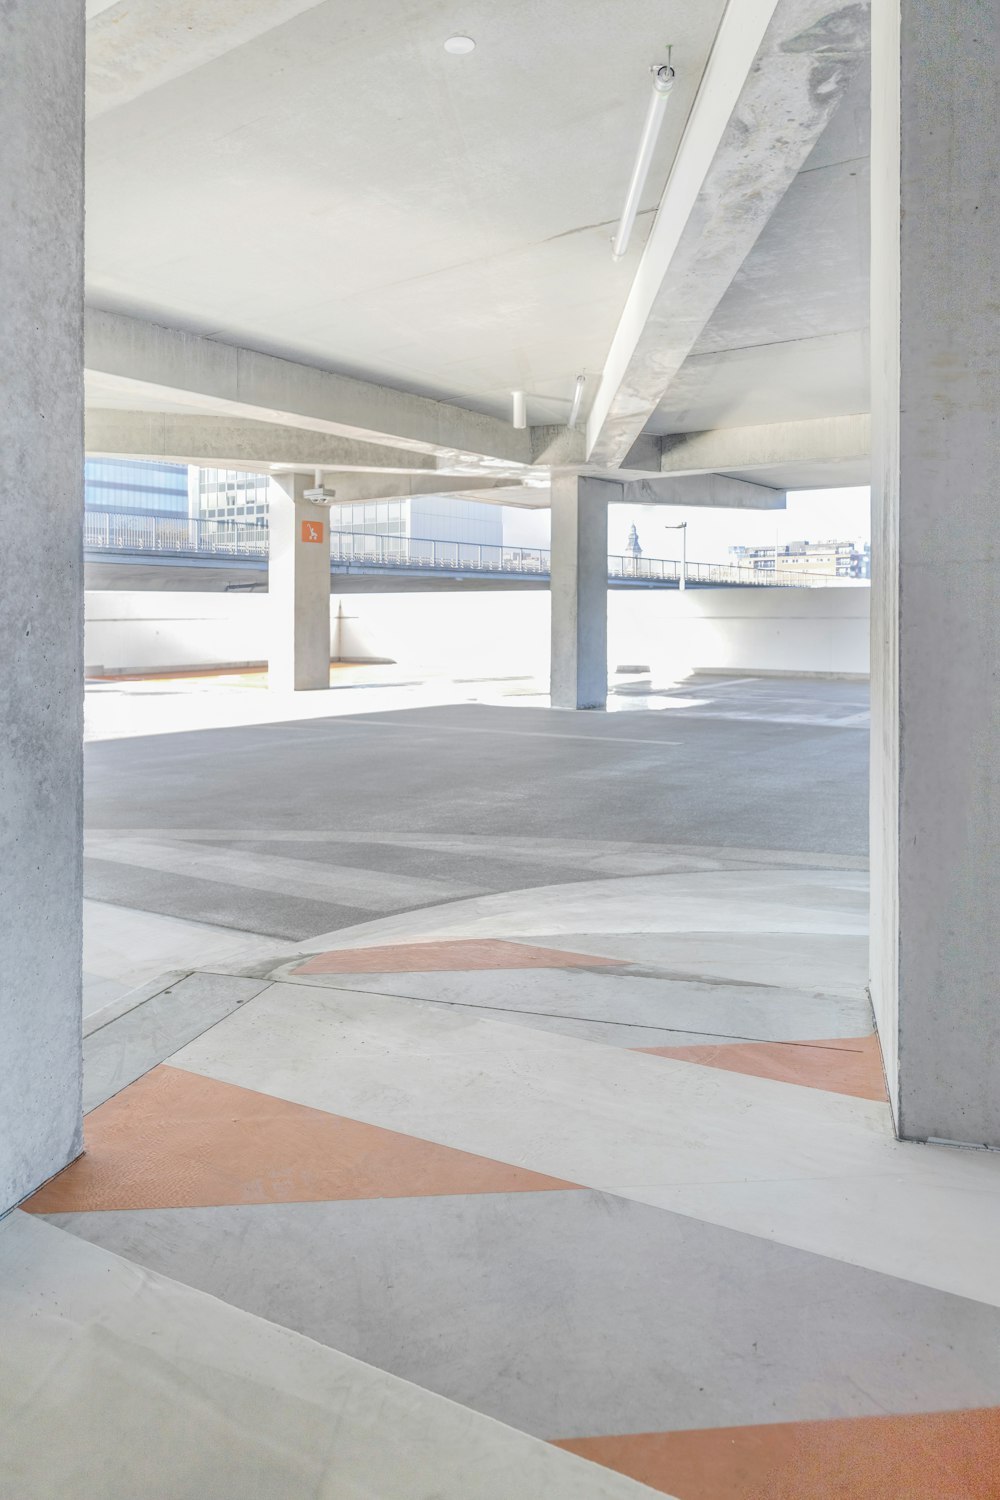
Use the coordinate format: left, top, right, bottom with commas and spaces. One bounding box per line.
288, 967, 874, 1046
46, 1187, 1000, 1441
84, 679, 868, 939
83, 973, 273, 1111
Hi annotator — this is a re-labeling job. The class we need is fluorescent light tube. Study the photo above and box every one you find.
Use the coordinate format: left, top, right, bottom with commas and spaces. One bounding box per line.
612, 64, 675, 261
568, 375, 586, 429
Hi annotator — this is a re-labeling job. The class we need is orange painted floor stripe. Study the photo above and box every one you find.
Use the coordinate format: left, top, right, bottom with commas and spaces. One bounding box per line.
294, 938, 628, 975
24, 1065, 580, 1213
556, 1407, 1000, 1499
635, 1034, 887, 1102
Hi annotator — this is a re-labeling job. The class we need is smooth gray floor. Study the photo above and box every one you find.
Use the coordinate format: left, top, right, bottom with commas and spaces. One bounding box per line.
47, 1186, 1000, 1441
85, 677, 869, 940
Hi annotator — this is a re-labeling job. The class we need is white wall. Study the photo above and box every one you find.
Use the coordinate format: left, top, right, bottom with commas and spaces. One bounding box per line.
608, 586, 870, 678
86, 586, 870, 680
85, 592, 273, 675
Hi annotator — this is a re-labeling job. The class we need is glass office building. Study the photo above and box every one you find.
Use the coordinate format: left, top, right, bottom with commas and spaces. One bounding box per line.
84, 458, 189, 517
194, 469, 271, 523
329, 494, 502, 546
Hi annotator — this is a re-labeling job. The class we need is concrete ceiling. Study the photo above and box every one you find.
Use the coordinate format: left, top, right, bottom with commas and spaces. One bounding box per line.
86, 0, 729, 427
84, 1, 874, 495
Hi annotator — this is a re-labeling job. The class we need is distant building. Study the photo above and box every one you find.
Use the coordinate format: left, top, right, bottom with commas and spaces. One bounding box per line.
626, 522, 642, 558
730, 538, 870, 580
328, 493, 503, 549
84, 458, 189, 518
193, 468, 270, 525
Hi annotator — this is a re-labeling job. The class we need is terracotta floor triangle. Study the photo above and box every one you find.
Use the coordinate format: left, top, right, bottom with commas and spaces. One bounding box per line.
635, 1034, 887, 1101
293, 938, 626, 975
556, 1406, 1000, 1499
24, 1065, 580, 1213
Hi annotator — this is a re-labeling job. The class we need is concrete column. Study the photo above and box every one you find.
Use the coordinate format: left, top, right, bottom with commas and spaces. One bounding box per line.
870, 0, 1000, 1143
0, 0, 85, 1211
550, 474, 608, 709
267, 475, 332, 691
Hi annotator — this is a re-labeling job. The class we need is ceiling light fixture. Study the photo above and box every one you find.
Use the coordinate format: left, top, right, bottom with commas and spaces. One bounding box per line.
511, 390, 527, 429
444, 35, 475, 55
612, 57, 675, 261
567, 374, 586, 429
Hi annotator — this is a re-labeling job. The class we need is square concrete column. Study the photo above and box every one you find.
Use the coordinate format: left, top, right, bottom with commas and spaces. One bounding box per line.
870, 0, 1000, 1143
550, 474, 609, 709
0, 0, 85, 1211
267, 474, 333, 691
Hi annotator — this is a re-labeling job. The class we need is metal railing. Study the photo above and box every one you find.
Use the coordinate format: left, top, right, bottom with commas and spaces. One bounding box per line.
330, 531, 551, 575
84, 511, 270, 558
84, 512, 845, 587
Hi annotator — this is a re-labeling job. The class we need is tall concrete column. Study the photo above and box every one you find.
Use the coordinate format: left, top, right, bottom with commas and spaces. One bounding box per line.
267, 475, 333, 691
550, 474, 608, 709
0, 0, 85, 1211
870, 0, 1000, 1143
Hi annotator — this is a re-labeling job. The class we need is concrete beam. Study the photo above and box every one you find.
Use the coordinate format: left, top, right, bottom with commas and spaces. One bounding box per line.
530, 426, 586, 468
652, 415, 871, 478
586, 0, 870, 466
85, 309, 534, 468
313, 475, 524, 504
617, 472, 786, 510
581, 470, 785, 509
85, 410, 438, 475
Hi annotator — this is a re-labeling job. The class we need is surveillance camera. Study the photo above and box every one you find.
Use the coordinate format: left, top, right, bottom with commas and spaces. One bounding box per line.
303, 486, 336, 506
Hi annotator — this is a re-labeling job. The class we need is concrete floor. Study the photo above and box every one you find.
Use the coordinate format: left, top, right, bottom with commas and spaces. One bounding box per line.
84, 675, 870, 944
12, 673, 1000, 1498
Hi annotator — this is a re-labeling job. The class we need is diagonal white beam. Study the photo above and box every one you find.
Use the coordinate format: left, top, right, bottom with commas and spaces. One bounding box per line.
85, 309, 534, 469
586, 0, 870, 466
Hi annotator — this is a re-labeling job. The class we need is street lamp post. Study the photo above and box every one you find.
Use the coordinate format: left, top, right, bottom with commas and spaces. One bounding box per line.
663, 521, 687, 589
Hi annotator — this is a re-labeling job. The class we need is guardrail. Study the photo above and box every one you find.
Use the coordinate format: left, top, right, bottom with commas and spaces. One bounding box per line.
84, 511, 269, 559
84, 512, 846, 587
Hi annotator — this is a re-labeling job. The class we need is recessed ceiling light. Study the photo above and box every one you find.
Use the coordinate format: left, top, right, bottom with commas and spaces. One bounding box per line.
444, 35, 475, 55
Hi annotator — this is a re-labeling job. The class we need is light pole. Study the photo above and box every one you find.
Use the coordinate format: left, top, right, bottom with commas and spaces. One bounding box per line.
663, 521, 687, 589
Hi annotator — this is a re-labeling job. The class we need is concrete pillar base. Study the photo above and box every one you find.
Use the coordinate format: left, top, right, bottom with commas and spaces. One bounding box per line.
549, 475, 609, 710
267, 475, 333, 692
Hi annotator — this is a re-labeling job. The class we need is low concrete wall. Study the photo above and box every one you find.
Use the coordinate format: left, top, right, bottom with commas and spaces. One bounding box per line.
84, 586, 871, 680
609, 586, 870, 679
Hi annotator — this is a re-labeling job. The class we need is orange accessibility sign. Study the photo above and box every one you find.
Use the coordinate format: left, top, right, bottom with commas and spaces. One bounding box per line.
301, 520, 324, 544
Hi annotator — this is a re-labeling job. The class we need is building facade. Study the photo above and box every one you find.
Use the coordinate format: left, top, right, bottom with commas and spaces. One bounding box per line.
192, 468, 271, 524
84, 458, 188, 517
328, 493, 503, 548
730, 539, 871, 579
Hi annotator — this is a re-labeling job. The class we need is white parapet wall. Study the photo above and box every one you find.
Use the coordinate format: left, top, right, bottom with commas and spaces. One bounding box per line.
609, 585, 870, 679
84, 586, 870, 680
